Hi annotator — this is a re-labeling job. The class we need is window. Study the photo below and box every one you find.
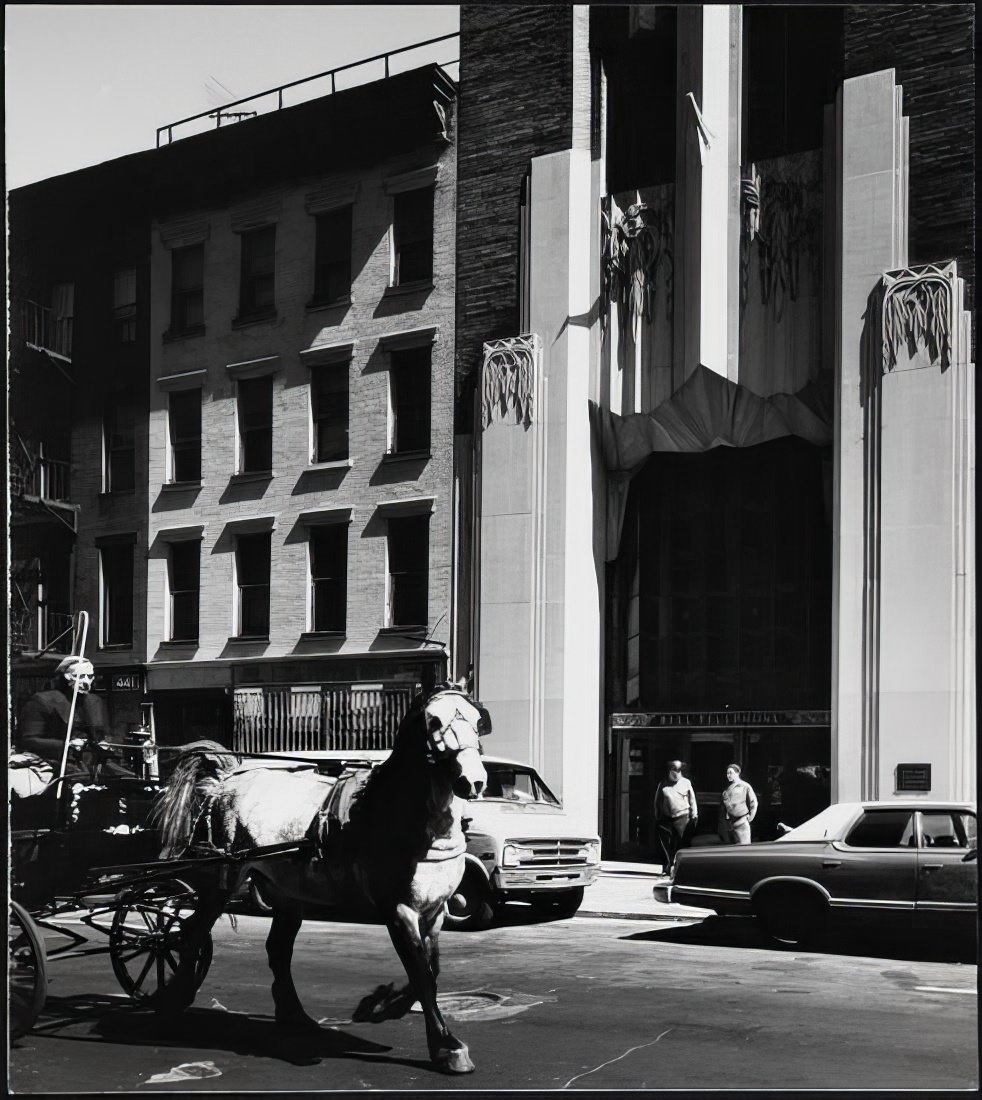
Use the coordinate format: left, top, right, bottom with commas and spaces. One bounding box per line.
50, 282, 74, 358
168, 389, 202, 483
237, 375, 273, 473
113, 268, 137, 343
103, 402, 135, 493
920, 812, 977, 850
170, 244, 204, 333
239, 226, 276, 317
310, 525, 347, 633
168, 541, 200, 642
386, 514, 428, 628
392, 187, 434, 285
311, 364, 349, 463
312, 207, 352, 304
388, 346, 431, 454
843, 810, 915, 849
100, 542, 134, 647
236, 532, 271, 637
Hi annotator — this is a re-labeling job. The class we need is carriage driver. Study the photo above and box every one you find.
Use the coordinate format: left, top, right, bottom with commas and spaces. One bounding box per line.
17, 656, 133, 779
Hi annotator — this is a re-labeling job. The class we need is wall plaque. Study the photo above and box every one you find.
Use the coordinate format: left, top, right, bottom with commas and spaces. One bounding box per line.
896, 763, 931, 792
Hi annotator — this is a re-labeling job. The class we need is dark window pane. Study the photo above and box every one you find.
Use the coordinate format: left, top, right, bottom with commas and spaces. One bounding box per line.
387, 514, 428, 627
171, 244, 204, 331
390, 347, 431, 453
313, 207, 352, 303
169, 389, 202, 483
239, 226, 276, 315
236, 532, 270, 637
310, 525, 347, 632
238, 376, 273, 472
393, 187, 433, 285
101, 543, 134, 646
105, 403, 135, 493
844, 810, 915, 848
169, 541, 200, 641
312, 365, 349, 462
113, 268, 137, 343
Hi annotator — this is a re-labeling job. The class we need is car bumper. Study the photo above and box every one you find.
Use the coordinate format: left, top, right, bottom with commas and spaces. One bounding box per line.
494, 866, 600, 893
652, 877, 673, 905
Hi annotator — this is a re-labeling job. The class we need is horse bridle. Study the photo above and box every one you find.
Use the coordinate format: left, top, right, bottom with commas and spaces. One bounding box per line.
423, 690, 492, 762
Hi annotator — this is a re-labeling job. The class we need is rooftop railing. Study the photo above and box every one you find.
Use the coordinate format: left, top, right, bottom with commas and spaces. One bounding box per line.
157, 32, 459, 148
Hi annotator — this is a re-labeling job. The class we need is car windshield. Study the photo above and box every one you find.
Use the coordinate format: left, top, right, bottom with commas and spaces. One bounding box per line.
480, 763, 561, 806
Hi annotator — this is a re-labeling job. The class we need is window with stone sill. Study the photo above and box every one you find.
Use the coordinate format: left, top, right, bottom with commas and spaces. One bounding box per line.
311, 363, 349, 464
170, 243, 204, 333
237, 375, 273, 474
100, 542, 134, 648
387, 345, 431, 455
239, 225, 276, 318
386, 513, 428, 629
392, 187, 434, 286
113, 267, 137, 343
312, 206, 352, 305
103, 401, 136, 493
168, 540, 200, 642
168, 388, 202, 484
236, 531, 271, 638
310, 524, 347, 633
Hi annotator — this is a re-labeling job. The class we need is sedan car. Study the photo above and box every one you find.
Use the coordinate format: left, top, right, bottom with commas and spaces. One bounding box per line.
654, 800, 977, 946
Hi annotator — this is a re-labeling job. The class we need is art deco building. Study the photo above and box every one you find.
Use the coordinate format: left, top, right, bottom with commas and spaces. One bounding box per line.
454, 4, 975, 851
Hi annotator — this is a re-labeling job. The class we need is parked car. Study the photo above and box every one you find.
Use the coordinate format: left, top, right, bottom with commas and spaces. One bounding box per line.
653, 800, 977, 947
241, 752, 601, 929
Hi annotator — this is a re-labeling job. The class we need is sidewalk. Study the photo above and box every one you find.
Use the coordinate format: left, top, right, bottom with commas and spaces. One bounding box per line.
576, 861, 714, 922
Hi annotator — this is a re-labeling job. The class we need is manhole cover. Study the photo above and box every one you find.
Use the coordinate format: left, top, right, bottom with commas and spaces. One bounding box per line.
435, 992, 504, 1013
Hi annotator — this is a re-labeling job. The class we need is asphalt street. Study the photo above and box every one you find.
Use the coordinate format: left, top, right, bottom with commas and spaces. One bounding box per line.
9, 903, 977, 1092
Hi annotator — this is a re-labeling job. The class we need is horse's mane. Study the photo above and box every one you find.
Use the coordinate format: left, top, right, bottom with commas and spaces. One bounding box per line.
344, 689, 458, 900
153, 740, 239, 858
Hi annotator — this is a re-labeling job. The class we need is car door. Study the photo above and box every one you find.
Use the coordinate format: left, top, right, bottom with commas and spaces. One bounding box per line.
821, 808, 918, 932
914, 810, 978, 936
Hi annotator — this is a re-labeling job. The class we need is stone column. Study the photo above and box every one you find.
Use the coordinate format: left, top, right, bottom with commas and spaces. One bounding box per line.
674, 4, 742, 386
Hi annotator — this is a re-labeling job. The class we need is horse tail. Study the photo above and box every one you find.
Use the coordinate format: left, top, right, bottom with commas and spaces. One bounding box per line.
152, 740, 239, 859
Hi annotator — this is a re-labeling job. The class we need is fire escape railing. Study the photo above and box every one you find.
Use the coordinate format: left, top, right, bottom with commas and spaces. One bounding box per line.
19, 298, 73, 361
11, 437, 71, 503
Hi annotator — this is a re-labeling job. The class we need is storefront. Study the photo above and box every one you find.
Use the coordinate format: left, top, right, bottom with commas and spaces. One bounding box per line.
606, 709, 831, 860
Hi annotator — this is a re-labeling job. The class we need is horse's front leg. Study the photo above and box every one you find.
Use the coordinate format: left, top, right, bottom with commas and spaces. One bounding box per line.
386, 903, 474, 1075
266, 898, 320, 1032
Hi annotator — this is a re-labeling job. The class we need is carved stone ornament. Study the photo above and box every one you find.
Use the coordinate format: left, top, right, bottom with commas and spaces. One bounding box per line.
481, 334, 540, 429
601, 193, 674, 335
881, 262, 956, 375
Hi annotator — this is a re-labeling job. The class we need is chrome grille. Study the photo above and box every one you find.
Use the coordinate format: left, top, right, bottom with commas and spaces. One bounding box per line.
509, 838, 593, 866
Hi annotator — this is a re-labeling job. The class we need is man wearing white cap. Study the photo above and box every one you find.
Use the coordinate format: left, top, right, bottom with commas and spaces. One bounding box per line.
17, 656, 129, 778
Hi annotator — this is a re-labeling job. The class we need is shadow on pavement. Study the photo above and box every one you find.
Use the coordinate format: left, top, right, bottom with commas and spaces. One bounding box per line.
620, 914, 978, 964
26, 992, 438, 1071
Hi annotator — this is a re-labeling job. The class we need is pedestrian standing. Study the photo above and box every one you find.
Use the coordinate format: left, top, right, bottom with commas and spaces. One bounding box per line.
719, 763, 757, 844
653, 759, 698, 869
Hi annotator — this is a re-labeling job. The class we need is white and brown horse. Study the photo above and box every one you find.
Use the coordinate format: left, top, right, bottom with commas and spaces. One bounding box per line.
152, 684, 489, 1074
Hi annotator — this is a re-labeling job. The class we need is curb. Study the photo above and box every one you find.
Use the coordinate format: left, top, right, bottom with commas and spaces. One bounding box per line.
577, 909, 709, 922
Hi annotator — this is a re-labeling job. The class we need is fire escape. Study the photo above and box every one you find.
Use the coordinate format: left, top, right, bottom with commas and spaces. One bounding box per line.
10, 297, 80, 657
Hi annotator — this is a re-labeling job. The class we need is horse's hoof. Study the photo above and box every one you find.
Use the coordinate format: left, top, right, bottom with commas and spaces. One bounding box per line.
435, 1045, 475, 1075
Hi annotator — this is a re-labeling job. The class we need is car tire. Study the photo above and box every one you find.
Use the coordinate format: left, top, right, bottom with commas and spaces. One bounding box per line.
445, 868, 495, 931
753, 885, 828, 948
530, 887, 585, 919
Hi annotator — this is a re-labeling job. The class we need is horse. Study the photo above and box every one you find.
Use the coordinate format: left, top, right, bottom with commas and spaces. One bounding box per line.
151, 684, 489, 1075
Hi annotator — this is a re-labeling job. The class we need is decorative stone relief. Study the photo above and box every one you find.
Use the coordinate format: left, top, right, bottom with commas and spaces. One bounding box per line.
601, 193, 674, 335
881, 261, 957, 375
481, 334, 540, 429
739, 150, 822, 321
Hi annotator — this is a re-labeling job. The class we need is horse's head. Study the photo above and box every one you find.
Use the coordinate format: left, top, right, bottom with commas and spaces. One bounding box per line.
418, 686, 490, 800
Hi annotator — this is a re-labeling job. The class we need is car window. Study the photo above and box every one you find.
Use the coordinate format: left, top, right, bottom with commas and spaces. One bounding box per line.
482, 764, 560, 805
843, 809, 915, 848
920, 811, 975, 849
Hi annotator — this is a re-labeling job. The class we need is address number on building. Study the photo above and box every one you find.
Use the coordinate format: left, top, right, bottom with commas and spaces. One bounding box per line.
112, 673, 142, 691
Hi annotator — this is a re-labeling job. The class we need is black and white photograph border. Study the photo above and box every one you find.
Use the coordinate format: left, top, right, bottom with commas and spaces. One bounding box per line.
6, 1, 977, 1093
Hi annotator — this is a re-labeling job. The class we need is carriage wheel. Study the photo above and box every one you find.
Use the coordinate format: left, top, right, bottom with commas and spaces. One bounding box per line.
109, 879, 213, 1007
10, 900, 47, 1040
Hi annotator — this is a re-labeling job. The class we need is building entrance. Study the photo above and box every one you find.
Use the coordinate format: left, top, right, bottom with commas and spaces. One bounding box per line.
607, 711, 830, 861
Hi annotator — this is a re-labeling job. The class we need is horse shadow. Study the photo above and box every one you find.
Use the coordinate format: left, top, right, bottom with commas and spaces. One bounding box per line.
28, 992, 437, 1071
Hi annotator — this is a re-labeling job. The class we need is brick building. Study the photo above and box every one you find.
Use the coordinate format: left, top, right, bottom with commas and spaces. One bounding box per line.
456, 4, 974, 850
9, 59, 459, 753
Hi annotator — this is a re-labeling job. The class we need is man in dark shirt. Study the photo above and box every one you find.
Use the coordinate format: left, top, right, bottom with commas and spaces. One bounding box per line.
18, 656, 131, 779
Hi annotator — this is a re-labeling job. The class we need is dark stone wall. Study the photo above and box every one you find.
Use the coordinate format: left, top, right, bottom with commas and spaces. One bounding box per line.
455, 5, 576, 424
844, 4, 975, 348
